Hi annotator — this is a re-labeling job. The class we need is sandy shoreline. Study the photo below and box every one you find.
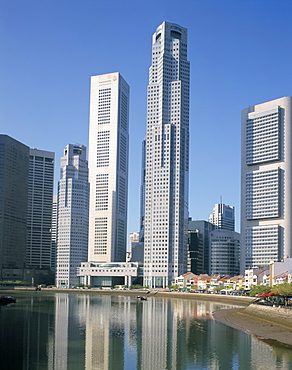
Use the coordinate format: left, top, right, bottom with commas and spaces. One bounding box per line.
213, 305, 292, 347
3, 288, 292, 346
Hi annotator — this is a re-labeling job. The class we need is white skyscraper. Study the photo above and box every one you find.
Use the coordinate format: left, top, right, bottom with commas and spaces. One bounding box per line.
241, 97, 292, 270
56, 144, 89, 288
208, 201, 235, 231
88, 72, 129, 263
143, 22, 190, 287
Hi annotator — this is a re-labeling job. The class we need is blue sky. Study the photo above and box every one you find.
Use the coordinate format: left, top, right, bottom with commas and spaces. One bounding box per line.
1, 0, 292, 234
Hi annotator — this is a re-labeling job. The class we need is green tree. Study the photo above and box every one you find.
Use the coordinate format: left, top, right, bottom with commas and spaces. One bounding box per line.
249, 285, 270, 296
272, 283, 292, 296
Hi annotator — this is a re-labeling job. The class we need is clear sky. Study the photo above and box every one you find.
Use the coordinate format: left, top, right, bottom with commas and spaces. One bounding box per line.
1, 0, 292, 234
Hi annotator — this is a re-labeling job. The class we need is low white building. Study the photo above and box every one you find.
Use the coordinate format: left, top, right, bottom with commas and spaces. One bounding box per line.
244, 266, 269, 290
269, 258, 292, 286
78, 262, 143, 287
174, 272, 196, 289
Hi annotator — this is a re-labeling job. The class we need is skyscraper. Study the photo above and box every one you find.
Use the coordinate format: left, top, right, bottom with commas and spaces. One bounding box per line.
0, 135, 29, 281
88, 72, 129, 263
143, 22, 190, 287
241, 96, 292, 270
26, 149, 54, 270
56, 144, 89, 288
208, 201, 235, 231
51, 194, 57, 270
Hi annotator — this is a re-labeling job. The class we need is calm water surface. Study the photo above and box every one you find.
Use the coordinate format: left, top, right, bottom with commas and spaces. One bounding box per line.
1, 292, 292, 370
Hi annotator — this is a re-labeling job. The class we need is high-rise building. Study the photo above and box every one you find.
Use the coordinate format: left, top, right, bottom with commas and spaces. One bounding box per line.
139, 139, 146, 243
209, 201, 235, 231
241, 97, 292, 270
26, 149, 54, 270
51, 194, 57, 270
0, 135, 29, 281
56, 144, 89, 288
143, 22, 190, 288
88, 72, 129, 263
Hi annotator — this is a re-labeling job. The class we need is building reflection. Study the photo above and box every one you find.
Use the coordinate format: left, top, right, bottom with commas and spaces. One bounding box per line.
45, 294, 292, 369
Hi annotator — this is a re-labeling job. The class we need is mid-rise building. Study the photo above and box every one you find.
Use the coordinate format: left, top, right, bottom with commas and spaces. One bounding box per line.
187, 229, 203, 274
208, 201, 234, 231
209, 229, 240, 276
88, 72, 129, 263
241, 97, 292, 270
56, 144, 89, 288
188, 219, 214, 275
26, 149, 54, 270
129, 231, 139, 247
208, 201, 239, 276
143, 22, 190, 288
0, 135, 29, 281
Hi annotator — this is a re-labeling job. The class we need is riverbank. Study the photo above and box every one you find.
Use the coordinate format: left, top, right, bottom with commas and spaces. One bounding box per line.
2, 287, 254, 305
213, 304, 292, 347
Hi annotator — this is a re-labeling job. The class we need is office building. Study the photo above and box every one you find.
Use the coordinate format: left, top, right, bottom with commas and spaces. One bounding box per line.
209, 229, 240, 276
51, 194, 57, 270
188, 219, 214, 275
56, 144, 89, 288
241, 97, 292, 270
26, 149, 54, 270
209, 201, 235, 231
143, 22, 190, 287
139, 139, 146, 243
187, 228, 203, 274
0, 135, 29, 280
88, 72, 129, 263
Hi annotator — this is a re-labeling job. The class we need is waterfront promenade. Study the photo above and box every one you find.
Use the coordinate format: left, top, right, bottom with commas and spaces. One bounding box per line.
2, 288, 292, 347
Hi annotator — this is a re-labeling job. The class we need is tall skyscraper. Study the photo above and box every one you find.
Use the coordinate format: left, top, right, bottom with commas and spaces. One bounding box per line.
0, 135, 29, 281
56, 144, 89, 288
26, 149, 54, 270
209, 201, 235, 231
51, 194, 57, 270
143, 22, 190, 288
88, 72, 129, 263
241, 97, 292, 270
139, 139, 146, 243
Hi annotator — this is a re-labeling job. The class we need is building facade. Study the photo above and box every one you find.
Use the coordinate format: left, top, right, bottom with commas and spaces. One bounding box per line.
209, 229, 240, 276
51, 194, 57, 271
0, 135, 29, 281
88, 72, 129, 264
241, 97, 292, 270
26, 149, 54, 270
188, 219, 214, 275
56, 144, 89, 288
143, 22, 190, 287
208, 201, 235, 231
187, 229, 204, 274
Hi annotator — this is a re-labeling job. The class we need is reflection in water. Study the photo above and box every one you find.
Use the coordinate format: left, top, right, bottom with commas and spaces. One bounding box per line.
0, 293, 292, 369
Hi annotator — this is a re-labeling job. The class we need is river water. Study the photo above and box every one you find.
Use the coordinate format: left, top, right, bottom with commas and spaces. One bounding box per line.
0, 292, 292, 370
